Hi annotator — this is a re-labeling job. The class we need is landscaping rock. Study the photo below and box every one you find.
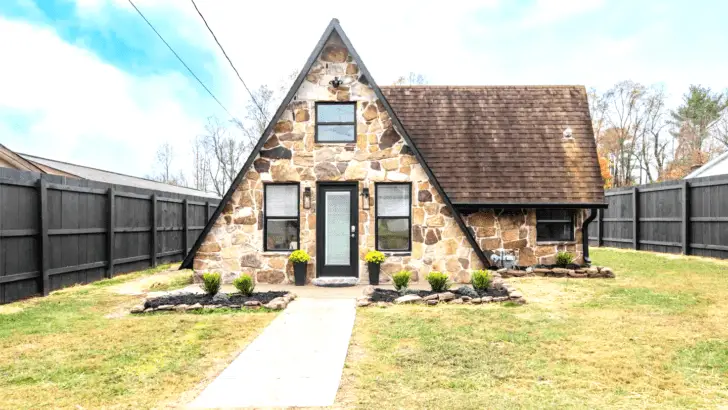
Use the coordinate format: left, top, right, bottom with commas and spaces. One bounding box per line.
357, 299, 371, 307
157, 304, 174, 311
212, 293, 230, 303
174, 304, 189, 311
186, 303, 203, 310
422, 294, 439, 301
461, 296, 472, 303
426, 300, 438, 305
490, 278, 505, 290
228, 304, 241, 309
533, 268, 550, 276
438, 292, 456, 301
130, 305, 145, 314
471, 298, 482, 304
449, 298, 464, 304
143, 308, 155, 313
454, 286, 479, 298
551, 268, 571, 277
394, 294, 422, 304
481, 296, 493, 303
363, 286, 375, 296
265, 297, 288, 310
509, 291, 523, 299
244, 300, 262, 307
493, 296, 509, 302
600, 267, 615, 278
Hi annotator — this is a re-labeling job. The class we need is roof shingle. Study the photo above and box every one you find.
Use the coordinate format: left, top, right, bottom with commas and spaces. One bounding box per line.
380, 85, 605, 205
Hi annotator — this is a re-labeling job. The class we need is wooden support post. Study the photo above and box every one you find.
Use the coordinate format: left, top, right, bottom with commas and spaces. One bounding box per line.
151, 194, 157, 267
205, 201, 210, 222
38, 176, 50, 296
682, 180, 691, 255
182, 198, 189, 256
106, 188, 115, 278
632, 186, 640, 250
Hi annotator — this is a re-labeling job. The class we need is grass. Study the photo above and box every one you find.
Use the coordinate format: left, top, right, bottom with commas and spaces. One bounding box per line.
341, 248, 728, 409
0, 265, 276, 409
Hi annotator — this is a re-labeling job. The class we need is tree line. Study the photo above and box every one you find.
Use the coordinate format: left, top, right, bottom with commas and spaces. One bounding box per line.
590, 82, 727, 188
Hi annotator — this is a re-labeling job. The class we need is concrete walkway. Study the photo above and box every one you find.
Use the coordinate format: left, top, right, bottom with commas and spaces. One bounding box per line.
189, 298, 356, 409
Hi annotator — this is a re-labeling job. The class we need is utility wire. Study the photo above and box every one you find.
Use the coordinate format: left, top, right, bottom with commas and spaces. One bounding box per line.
189, 0, 268, 122
126, 0, 235, 119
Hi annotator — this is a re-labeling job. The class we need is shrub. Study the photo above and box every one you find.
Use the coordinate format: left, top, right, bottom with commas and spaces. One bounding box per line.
232, 274, 255, 296
365, 250, 386, 264
201, 272, 221, 296
556, 251, 574, 266
426, 271, 451, 292
392, 270, 411, 292
471, 269, 492, 291
288, 249, 310, 264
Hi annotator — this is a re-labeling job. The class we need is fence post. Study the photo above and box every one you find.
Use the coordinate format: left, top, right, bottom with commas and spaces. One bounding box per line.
205, 201, 210, 223
182, 198, 189, 256
596, 208, 603, 247
632, 186, 640, 250
682, 180, 691, 255
37, 175, 50, 296
151, 194, 157, 268
106, 187, 115, 278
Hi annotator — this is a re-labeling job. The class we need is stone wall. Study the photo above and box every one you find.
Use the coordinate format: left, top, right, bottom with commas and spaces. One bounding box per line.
193, 32, 483, 285
464, 209, 585, 266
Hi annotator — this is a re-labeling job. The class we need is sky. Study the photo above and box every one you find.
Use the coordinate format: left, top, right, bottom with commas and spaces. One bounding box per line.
1, 0, 726, 181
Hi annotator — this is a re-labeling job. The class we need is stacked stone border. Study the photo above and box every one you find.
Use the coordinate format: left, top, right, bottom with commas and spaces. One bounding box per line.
130, 292, 297, 314
356, 283, 525, 307
495, 265, 615, 279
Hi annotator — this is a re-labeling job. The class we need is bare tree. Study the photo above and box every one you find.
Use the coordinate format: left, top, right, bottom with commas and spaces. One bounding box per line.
636, 87, 669, 182
393, 72, 427, 85
200, 117, 247, 197
147, 142, 188, 186
191, 136, 210, 191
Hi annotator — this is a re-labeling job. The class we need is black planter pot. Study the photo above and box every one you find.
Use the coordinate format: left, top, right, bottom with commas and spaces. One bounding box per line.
368, 262, 381, 285
293, 262, 307, 286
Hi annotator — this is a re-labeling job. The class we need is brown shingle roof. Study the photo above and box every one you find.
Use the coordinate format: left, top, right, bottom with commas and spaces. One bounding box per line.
380, 85, 605, 205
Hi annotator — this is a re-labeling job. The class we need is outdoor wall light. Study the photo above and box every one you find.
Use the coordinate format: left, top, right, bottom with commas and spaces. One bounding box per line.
329, 76, 343, 88
361, 187, 370, 210
303, 187, 312, 209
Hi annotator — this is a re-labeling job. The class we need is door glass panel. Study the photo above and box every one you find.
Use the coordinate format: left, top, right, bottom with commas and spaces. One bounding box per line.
325, 191, 350, 265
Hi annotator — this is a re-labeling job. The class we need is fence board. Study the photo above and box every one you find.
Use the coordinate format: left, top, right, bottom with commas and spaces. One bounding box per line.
591, 175, 728, 260
0, 168, 218, 304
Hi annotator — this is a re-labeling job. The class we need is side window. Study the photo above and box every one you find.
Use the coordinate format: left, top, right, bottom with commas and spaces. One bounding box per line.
264, 184, 299, 251
376, 184, 411, 251
536, 209, 574, 242
315, 102, 356, 142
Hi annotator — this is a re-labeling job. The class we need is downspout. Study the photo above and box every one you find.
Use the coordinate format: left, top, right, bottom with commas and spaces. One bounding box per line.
582, 208, 598, 265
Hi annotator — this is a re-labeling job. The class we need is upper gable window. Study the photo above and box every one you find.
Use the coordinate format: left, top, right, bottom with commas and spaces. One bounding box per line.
316, 102, 356, 142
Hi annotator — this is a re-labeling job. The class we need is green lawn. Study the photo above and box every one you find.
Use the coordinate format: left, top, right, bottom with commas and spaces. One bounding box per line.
0, 265, 275, 409
340, 249, 728, 409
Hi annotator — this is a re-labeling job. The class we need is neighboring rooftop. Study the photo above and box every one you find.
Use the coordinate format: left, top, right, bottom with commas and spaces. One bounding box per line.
684, 151, 728, 179
18, 153, 219, 198
381, 85, 605, 205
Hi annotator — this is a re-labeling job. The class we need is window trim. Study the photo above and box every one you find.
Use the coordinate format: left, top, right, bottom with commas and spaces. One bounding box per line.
374, 182, 412, 252
536, 208, 575, 243
314, 102, 357, 143
263, 182, 301, 252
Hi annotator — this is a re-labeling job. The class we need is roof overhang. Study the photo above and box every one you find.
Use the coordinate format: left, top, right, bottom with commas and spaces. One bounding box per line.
454, 202, 609, 210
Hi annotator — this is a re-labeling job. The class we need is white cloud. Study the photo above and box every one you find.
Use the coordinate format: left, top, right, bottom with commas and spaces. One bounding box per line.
0, 17, 204, 177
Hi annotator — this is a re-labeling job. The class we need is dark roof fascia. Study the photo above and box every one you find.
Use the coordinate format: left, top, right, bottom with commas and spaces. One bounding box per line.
334, 24, 491, 267
180, 19, 342, 269
454, 202, 609, 210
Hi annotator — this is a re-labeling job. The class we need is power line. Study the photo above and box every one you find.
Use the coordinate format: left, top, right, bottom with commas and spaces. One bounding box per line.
126, 0, 235, 119
189, 0, 268, 122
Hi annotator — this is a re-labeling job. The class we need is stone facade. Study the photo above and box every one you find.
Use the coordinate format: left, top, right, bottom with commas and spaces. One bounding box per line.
193, 32, 483, 285
192, 33, 586, 285
465, 209, 585, 267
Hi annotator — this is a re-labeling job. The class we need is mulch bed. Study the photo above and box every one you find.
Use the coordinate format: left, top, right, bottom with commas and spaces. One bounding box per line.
144, 291, 288, 309
369, 287, 509, 303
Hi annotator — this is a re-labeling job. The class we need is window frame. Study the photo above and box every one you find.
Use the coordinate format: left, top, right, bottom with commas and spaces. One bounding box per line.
535, 209, 575, 243
314, 102, 357, 143
263, 182, 301, 252
374, 182, 412, 252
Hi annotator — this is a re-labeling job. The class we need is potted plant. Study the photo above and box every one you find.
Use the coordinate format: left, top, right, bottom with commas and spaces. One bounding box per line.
365, 250, 386, 285
288, 250, 310, 286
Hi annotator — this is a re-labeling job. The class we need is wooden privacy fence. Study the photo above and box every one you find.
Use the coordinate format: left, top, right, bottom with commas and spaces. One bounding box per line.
0, 167, 219, 304
588, 174, 728, 259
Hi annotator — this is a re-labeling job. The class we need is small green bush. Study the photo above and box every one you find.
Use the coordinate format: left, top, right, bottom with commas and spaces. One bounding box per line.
365, 250, 386, 264
288, 249, 310, 264
556, 251, 574, 266
201, 272, 221, 296
426, 271, 451, 292
471, 269, 492, 291
392, 270, 411, 292
232, 274, 255, 296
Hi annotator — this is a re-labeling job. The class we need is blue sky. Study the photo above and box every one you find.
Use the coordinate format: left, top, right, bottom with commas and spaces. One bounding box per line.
1, 0, 726, 180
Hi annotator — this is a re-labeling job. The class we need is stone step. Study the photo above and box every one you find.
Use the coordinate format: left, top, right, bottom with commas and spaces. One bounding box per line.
311, 277, 359, 287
